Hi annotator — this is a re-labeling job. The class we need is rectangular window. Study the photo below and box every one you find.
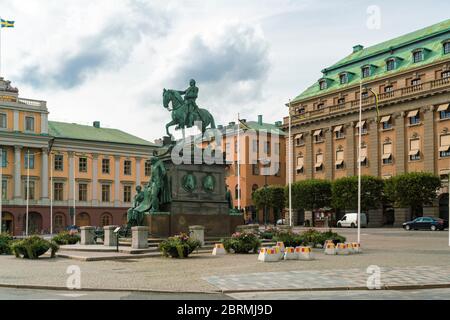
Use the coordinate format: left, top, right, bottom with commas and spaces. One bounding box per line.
381, 115, 392, 130
362, 66, 370, 78
359, 147, 368, 166
124, 160, 132, 175
384, 85, 394, 93
413, 51, 424, 63
319, 81, 327, 90
1, 179, 7, 200
54, 183, 64, 201
440, 135, 450, 157
340, 73, 348, 84
102, 184, 110, 202
409, 139, 420, 161
144, 160, 151, 176
78, 183, 87, 201
438, 104, 450, 119
24, 181, 35, 200
25, 116, 35, 132
0, 148, 6, 168
79, 157, 87, 173
411, 78, 421, 86
54, 155, 64, 171
252, 164, 259, 176
315, 154, 323, 172
335, 150, 344, 169
24, 153, 35, 169
443, 71, 450, 79
445, 42, 450, 54
0, 113, 6, 129
408, 110, 420, 125
356, 121, 367, 135
296, 157, 304, 174
386, 59, 396, 71
314, 130, 323, 142
383, 143, 393, 164
102, 159, 110, 174
123, 185, 132, 203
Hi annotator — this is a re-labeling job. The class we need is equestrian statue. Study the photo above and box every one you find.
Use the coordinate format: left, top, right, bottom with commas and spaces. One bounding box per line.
163, 79, 215, 140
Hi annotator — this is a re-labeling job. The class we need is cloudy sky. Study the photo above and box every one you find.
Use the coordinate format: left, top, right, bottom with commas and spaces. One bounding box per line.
1, 0, 449, 142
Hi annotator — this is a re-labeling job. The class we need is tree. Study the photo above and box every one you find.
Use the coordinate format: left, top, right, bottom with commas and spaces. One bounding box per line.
384, 172, 441, 216
290, 179, 332, 211
252, 185, 286, 223
332, 175, 384, 212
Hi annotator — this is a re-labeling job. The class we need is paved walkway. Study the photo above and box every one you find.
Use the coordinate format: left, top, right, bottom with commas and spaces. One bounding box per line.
205, 265, 450, 292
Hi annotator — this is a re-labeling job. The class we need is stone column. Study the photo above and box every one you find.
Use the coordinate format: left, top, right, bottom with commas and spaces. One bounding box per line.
132, 226, 149, 249
80, 226, 96, 245
395, 112, 406, 175
114, 156, 121, 207
305, 132, 313, 179
68, 152, 75, 201
40, 113, 49, 134
103, 225, 118, 247
346, 123, 355, 176
135, 157, 141, 187
189, 225, 205, 246
13, 145, 22, 199
13, 110, 19, 131
92, 154, 98, 206
41, 148, 49, 201
423, 106, 436, 174
325, 128, 333, 180
369, 119, 380, 177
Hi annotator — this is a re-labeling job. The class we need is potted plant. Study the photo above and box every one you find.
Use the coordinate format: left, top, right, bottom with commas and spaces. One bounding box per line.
159, 233, 201, 258
222, 232, 261, 254
52, 231, 80, 245
11, 236, 59, 259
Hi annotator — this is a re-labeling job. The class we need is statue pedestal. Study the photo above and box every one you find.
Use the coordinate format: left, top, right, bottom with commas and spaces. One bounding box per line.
80, 226, 96, 245
103, 225, 118, 247
132, 226, 149, 249
189, 225, 205, 246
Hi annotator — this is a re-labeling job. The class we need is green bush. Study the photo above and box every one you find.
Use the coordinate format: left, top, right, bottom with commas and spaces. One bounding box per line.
0, 233, 14, 255
259, 227, 277, 240
319, 230, 346, 246
11, 236, 59, 259
159, 233, 201, 259
52, 231, 80, 245
301, 229, 324, 247
273, 231, 304, 248
222, 232, 261, 254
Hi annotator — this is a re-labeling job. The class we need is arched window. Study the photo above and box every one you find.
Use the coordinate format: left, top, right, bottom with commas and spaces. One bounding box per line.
101, 213, 112, 227
235, 185, 241, 200
54, 213, 66, 233
77, 212, 91, 227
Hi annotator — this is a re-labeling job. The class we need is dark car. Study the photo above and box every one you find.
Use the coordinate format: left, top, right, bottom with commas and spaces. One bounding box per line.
403, 217, 448, 231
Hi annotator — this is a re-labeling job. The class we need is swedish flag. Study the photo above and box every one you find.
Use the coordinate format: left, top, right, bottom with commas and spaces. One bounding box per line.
0, 19, 15, 28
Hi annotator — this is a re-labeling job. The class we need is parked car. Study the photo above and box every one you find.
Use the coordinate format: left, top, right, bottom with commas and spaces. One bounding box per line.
276, 219, 286, 225
403, 217, 448, 231
337, 213, 368, 228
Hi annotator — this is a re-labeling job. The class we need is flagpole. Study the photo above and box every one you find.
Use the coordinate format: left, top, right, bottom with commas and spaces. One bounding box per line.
0, 149, 3, 234
26, 149, 30, 237
358, 80, 362, 245
0, 20, 2, 77
288, 100, 293, 228
50, 152, 53, 235
237, 113, 241, 211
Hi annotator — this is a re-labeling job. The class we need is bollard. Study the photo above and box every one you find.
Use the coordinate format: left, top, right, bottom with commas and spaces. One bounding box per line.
273, 246, 284, 260
324, 242, 336, 255
351, 242, 362, 254
346, 242, 355, 254
296, 246, 315, 261
212, 243, 226, 256
276, 242, 285, 253
258, 248, 281, 262
283, 247, 298, 260
336, 243, 349, 255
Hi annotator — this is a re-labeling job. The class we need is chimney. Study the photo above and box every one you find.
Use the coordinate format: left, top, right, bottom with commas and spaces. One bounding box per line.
353, 45, 364, 53
93, 121, 101, 128
258, 115, 263, 125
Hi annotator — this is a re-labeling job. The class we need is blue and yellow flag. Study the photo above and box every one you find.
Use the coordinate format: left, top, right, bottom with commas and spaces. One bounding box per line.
0, 19, 15, 28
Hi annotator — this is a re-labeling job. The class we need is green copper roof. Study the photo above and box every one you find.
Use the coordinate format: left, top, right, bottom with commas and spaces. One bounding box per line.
48, 121, 155, 146
244, 121, 285, 135
292, 19, 450, 103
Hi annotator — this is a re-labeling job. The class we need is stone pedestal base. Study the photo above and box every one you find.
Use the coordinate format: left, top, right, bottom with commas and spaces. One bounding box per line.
304, 211, 313, 227
368, 209, 383, 228
394, 207, 410, 227
104, 225, 118, 247
423, 205, 439, 218
80, 226, 96, 245
189, 225, 205, 246
132, 226, 149, 249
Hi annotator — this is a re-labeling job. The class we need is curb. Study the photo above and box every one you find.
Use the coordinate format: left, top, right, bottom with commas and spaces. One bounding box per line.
1, 282, 450, 295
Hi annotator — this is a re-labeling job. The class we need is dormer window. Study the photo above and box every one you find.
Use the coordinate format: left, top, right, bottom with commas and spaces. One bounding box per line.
319, 80, 327, 90
339, 73, 348, 84
386, 58, 396, 71
412, 49, 424, 63
361, 65, 376, 78
444, 41, 450, 55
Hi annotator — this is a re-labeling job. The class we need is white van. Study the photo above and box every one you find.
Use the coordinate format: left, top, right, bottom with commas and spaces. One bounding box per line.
337, 213, 368, 228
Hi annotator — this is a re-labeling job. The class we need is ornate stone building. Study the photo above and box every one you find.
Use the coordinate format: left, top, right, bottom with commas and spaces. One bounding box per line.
284, 19, 450, 226
0, 78, 157, 235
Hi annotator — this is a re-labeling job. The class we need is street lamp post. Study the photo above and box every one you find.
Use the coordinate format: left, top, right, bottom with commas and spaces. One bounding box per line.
288, 100, 293, 228
25, 149, 30, 236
